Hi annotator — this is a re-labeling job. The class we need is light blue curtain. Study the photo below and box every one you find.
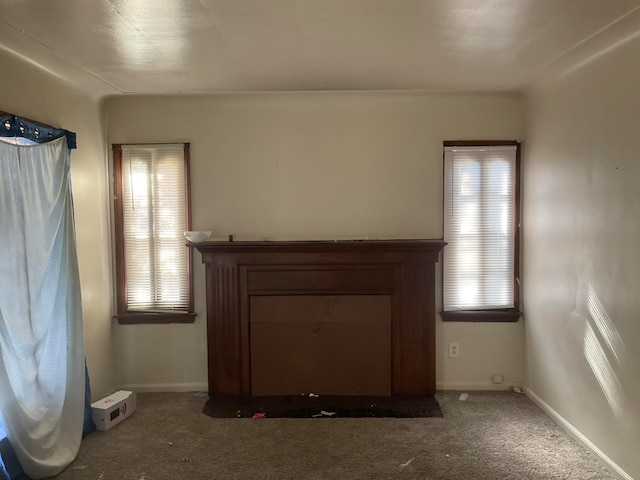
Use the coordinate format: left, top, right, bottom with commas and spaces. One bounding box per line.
0, 132, 85, 479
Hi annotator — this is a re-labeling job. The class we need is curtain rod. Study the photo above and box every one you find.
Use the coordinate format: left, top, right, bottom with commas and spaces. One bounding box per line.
0, 111, 77, 149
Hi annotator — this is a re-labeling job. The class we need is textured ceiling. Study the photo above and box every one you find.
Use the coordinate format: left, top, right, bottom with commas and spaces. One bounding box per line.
1, 0, 640, 96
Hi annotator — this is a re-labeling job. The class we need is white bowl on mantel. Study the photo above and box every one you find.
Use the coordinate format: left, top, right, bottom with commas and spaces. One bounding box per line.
184, 231, 212, 243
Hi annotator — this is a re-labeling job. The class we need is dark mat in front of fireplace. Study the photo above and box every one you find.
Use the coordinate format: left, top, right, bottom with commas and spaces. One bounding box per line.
202, 394, 443, 419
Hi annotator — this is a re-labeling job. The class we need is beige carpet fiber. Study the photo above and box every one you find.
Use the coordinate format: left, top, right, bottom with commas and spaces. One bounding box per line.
51, 391, 615, 480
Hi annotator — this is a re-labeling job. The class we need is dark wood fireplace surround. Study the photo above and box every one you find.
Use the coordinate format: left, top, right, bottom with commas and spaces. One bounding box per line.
193, 240, 445, 397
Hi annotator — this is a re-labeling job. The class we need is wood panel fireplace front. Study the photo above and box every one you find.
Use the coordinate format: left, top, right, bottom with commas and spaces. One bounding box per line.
193, 240, 445, 397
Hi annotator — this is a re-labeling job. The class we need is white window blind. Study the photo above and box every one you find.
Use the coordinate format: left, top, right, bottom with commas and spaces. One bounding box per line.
443, 145, 516, 311
121, 144, 189, 312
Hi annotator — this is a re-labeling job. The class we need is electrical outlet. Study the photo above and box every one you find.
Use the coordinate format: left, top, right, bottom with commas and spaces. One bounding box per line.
492, 373, 504, 384
449, 342, 459, 358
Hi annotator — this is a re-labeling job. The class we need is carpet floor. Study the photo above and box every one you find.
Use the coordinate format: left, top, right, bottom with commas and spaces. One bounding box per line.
50, 391, 615, 480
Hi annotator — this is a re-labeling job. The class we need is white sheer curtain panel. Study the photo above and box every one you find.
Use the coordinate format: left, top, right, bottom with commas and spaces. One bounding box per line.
0, 136, 85, 478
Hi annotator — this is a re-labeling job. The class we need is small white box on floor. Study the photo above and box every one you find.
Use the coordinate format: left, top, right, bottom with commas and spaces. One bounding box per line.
91, 390, 136, 431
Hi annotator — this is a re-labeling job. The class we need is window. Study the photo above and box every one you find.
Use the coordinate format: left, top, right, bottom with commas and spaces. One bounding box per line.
442, 141, 520, 322
112, 143, 194, 324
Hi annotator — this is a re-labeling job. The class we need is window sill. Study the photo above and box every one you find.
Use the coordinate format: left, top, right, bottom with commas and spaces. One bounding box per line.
115, 312, 196, 325
440, 310, 521, 323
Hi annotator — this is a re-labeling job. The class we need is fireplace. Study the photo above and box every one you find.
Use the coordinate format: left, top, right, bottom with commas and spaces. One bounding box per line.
193, 240, 445, 396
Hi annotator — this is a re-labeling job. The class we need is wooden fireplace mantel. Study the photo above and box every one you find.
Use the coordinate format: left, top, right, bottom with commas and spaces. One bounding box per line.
193, 239, 446, 396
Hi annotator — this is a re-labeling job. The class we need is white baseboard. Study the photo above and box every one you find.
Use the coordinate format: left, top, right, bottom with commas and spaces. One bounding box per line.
436, 381, 516, 391
523, 387, 632, 480
123, 382, 512, 394
117, 382, 209, 393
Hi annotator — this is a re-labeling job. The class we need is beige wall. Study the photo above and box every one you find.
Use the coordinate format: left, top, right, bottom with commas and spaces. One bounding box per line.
105, 91, 524, 392
1, 49, 115, 400
523, 32, 640, 479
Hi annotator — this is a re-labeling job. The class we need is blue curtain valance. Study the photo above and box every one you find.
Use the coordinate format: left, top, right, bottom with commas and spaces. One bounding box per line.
0, 114, 76, 149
